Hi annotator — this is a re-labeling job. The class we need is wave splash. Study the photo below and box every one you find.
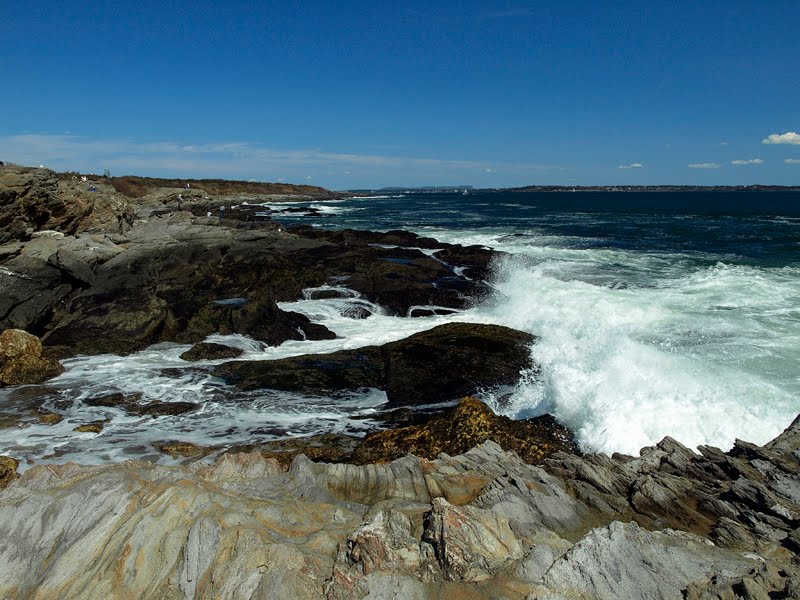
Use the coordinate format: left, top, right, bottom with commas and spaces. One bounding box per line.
478, 250, 800, 455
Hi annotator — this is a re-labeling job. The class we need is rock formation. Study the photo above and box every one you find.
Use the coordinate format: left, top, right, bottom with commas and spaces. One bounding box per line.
1, 179, 495, 357
0, 414, 796, 599
214, 322, 535, 406
0, 329, 64, 386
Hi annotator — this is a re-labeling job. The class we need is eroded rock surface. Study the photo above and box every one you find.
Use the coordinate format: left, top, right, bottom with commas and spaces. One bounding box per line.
0, 415, 797, 599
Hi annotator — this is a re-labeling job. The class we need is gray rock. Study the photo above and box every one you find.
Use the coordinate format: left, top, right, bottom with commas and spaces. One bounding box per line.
423, 497, 524, 581
540, 521, 759, 600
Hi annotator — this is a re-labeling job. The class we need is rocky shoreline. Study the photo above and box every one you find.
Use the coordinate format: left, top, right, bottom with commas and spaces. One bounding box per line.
1, 164, 798, 598
0, 413, 797, 599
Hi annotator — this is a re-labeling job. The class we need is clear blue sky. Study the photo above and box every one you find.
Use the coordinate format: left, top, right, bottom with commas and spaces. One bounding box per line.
2, 1, 799, 189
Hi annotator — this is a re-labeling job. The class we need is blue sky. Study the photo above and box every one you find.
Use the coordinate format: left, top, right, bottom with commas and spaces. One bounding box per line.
1, 1, 798, 189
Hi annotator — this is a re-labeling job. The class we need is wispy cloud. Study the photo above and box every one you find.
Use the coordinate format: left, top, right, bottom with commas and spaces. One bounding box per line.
0, 133, 561, 187
483, 167, 496, 173
618, 163, 643, 169
762, 132, 800, 145
785, 158, 800, 165
731, 158, 763, 165
688, 162, 722, 169
719, 141, 729, 147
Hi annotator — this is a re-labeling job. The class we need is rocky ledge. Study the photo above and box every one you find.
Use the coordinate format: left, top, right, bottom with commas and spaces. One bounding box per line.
0, 412, 797, 599
0, 166, 495, 359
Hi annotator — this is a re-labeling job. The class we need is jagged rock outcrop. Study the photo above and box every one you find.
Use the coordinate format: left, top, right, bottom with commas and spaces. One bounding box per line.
0, 329, 63, 386
214, 322, 536, 406
0, 166, 135, 246
0, 167, 63, 244
0, 415, 797, 599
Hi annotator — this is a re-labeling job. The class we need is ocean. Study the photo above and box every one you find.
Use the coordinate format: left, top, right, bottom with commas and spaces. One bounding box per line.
2, 191, 799, 469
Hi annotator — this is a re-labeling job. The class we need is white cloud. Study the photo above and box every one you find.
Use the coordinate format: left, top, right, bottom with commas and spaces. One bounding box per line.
483, 168, 496, 173
731, 158, 763, 165
618, 163, 643, 169
720, 141, 729, 147
688, 162, 722, 169
762, 132, 800, 145
0, 134, 561, 187
785, 159, 800, 164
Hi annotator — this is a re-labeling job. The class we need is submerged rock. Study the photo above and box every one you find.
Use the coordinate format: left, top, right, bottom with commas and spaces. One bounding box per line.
179, 341, 244, 361
0, 329, 64, 386
214, 322, 536, 407
156, 441, 216, 458
73, 421, 106, 434
83, 392, 196, 417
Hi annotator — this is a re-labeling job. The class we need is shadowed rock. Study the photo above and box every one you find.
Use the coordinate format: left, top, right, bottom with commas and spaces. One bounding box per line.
84, 392, 196, 417
179, 342, 244, 361
214, 322, 535, 407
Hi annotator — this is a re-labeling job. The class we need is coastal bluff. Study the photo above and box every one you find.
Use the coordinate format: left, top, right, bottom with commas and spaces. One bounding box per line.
0, 413, 798, 599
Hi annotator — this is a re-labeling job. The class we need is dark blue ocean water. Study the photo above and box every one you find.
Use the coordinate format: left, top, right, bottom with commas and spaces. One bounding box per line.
288, 191, 800, 269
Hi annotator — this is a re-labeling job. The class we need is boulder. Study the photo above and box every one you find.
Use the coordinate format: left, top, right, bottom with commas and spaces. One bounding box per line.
0, 329, 64, 386
214, 322, 536, 407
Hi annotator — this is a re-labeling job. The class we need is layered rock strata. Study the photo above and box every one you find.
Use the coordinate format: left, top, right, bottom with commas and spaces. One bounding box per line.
0, 414, 797, 599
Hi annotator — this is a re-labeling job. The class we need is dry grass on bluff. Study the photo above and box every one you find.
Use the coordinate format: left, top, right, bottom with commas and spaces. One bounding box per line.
56, 172, 332, 198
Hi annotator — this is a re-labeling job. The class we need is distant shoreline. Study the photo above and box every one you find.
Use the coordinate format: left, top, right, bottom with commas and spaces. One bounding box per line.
350, 184, 800, 193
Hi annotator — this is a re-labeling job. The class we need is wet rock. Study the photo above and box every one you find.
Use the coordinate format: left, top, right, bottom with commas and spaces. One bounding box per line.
73, 421, 106, 433
0, 456, 18, 489
179, 300, 336, 347
83, 392, 196, 417
339, 304, 373, 319
38, 412, 63, 425
354, 397, 577, 464
233, 433, 363, 468
0, 329, 64, 385
156, 441, 216, 457
214, 322, 536, 407
179, 342, 244, 361
0, 255, 74, 333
